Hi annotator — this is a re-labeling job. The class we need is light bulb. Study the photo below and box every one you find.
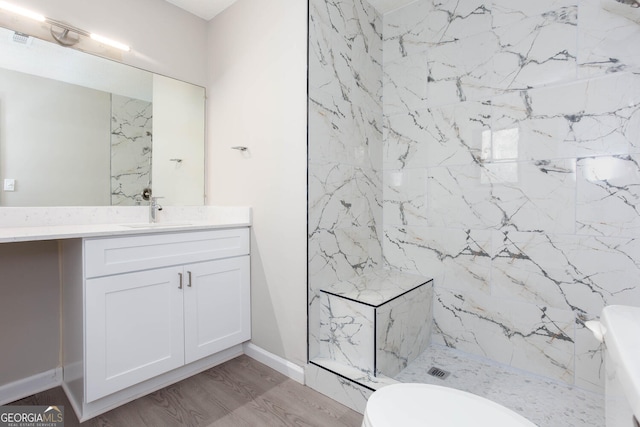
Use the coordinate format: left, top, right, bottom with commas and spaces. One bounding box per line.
0, 1, 46, 22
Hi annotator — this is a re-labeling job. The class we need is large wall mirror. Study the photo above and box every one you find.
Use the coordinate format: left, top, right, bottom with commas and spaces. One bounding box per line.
0, 26, 205, 207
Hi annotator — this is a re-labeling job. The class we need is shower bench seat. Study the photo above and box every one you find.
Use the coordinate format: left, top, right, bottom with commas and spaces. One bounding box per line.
317, 270, 433, 379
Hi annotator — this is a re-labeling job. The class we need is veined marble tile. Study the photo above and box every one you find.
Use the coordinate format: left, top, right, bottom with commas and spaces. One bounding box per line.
310, 358, 398, 392
577, 155, 640, 237
309, 0, 382, 112
309, 0, 640, 406
432, 288, 576, 383
110, 95, 152, 206
425, 159, 575, 232
309, 162, 382, 232
491, 73, 640, 160
578, 0, 640, 77
491, 0, 577, 28
308, 226, 383, 345
321, 269, 430, 307
383, 112, 430, 170
309, 226, 382, 293
305, 361, 374, 414
309, 292, 329, 363
424, 101, 490, 166
308, 225, 382, 361
376, 284, 432, 377
428, 0, 492, 41
382, 1, 437, 63
352, 0, 383, 70
309, 163, 360, 232
383, 100, 490, 170
385, 1, 494, 99
309, 91, 383, 170
317, 270, 432, 377
350, 42, 384, 112
486, 159, 576, 233
383, 168, 428, 226
308, 13, 351, 96
425, 164, 500, 229
383, 54, 429, 117
383, 0, 492, 60
308, 0, 385, 368
492, 5, 577, 90
395, 344, 604, 427
574, 319, 605, 393
310, 0, 378, 42
309, 25, 381, 114
426, 31, 499, 106
318, 293, 375, 372
492, 230, 640, 315
383, 226, 492, 294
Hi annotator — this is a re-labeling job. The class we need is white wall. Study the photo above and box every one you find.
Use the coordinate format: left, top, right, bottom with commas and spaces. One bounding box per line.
207, 0, 308, 366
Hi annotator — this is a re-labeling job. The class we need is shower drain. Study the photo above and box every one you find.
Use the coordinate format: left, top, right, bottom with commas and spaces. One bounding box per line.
427, 366, 451, 380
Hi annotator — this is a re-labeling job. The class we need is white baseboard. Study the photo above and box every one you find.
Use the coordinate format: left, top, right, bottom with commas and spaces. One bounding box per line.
0, 368, 63, 406
243, 342, 305, 384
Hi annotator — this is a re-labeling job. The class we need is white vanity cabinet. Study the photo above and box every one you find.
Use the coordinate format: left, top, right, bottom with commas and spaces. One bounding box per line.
62, 227, 250, 420
85, 266, 185, 402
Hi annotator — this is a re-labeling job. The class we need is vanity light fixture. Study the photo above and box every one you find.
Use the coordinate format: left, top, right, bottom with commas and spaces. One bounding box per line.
0, 1, 130, 52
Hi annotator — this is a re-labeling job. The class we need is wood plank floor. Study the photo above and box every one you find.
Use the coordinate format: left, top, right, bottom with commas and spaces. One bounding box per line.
12, 355, 363, 426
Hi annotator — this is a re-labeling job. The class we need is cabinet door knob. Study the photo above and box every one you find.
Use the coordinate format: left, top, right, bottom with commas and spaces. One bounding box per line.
187, 271, 192, 287
178, 272, 183, 289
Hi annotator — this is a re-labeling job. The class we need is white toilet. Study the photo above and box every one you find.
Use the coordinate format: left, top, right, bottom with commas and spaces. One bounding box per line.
362, 383, 536, 427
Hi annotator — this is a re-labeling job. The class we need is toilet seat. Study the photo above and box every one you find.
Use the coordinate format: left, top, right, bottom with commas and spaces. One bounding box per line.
362, 383, 535, 427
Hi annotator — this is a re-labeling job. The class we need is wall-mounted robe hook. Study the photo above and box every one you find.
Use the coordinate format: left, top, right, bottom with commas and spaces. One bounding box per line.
169, 158, 183, 163
231, 146, 248, 151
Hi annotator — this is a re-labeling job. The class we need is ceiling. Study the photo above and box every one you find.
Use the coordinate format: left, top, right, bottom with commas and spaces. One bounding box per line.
164, 0, 238, 21
165, 0, 418, 21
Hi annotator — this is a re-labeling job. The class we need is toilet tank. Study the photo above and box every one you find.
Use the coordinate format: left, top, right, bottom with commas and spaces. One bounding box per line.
600, 305, 640, 427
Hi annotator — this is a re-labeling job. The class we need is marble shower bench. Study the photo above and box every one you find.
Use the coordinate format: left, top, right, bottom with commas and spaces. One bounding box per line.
312, 270, 433, 389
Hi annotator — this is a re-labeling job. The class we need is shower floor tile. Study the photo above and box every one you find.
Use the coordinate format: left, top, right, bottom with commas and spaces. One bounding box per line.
395, 344, 604, 427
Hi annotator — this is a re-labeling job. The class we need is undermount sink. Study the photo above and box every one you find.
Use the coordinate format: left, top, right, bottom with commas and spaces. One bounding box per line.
122, 222, 193, 228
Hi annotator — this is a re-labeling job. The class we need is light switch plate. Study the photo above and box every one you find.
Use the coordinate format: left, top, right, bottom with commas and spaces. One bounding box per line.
4, 178, 15, 191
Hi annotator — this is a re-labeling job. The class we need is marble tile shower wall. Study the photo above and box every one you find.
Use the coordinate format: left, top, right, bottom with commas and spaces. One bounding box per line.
308, 0, 384, 360
110, 94, 153, 206
382, 0, 640, 392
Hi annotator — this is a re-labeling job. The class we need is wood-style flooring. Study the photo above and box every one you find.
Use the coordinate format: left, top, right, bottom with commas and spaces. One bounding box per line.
12, 355, 363, 426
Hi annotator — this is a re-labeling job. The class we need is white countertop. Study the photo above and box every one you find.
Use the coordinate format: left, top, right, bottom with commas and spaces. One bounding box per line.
0, 206, 251, 243
0, 221, 251, 243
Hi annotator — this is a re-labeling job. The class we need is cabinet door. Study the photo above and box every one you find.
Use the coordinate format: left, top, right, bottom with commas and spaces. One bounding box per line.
184, 256, 250, 364
85, 266, 185, 402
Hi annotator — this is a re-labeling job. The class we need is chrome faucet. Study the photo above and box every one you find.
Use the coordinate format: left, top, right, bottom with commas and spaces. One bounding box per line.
150, 196, 163, 223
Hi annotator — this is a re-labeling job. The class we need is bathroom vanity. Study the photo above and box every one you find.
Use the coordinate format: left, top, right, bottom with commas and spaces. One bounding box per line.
0, 207, 252, 421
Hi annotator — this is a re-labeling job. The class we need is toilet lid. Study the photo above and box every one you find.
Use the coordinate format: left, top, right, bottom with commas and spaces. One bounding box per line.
363, 383, 536, 427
